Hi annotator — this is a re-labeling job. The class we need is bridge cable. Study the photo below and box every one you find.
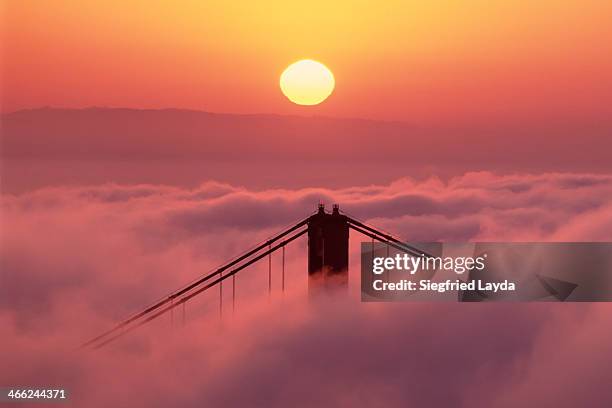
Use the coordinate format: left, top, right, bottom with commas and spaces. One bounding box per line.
348, 223, 433, 258
219, 271, 223, 319
85, 227, 308, 349
345, 216, 432, 258
81, 218, 309, 348
232, 275, 236, 314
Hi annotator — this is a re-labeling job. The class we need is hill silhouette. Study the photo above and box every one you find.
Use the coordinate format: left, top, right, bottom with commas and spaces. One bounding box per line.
2, 107, 610, 164
1, 108, 610, 192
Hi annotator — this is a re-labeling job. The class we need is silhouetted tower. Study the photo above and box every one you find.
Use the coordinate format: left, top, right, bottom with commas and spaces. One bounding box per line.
307, 204, 349, 291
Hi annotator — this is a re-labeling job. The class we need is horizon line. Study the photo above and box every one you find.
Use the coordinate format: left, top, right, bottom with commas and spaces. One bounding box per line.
0, 106, 411, 125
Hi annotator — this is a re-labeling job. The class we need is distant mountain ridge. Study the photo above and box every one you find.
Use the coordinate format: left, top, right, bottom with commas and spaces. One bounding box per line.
1, 107, 610, 173
1, 107, 417, 161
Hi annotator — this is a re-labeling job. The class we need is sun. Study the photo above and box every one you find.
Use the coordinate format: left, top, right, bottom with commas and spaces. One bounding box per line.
280, 59, 335, 105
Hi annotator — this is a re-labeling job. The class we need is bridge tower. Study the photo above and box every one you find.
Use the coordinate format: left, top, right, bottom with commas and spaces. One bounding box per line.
307, 204, 349, 290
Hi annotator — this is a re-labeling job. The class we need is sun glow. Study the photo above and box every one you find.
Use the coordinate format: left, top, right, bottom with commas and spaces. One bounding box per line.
279, 59, 335, 106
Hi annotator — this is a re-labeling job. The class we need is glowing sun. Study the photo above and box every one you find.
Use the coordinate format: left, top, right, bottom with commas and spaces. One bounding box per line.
280, 59, 335, 105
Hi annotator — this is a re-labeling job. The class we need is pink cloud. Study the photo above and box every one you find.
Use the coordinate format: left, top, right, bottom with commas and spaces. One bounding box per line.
1, 172, 612, 407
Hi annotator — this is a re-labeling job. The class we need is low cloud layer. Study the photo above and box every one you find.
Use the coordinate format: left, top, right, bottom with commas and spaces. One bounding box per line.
1, 172, 612, 407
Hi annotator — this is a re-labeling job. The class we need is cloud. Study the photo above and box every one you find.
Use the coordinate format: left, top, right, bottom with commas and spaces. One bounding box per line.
1, 172, 612, 407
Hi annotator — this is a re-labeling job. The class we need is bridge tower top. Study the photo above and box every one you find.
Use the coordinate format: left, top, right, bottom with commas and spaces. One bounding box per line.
307, 204, 349, 290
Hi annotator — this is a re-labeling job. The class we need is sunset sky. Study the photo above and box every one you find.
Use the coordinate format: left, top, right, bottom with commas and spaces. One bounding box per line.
3, 1, 612, 122
3, 3, 612, 407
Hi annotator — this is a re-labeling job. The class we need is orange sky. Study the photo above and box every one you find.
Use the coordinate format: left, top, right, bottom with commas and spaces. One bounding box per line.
2, 0, 612, 122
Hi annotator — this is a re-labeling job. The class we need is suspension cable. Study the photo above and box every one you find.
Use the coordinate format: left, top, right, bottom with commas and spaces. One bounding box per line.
84, 227, 308, 349
82, 217, 310, 349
